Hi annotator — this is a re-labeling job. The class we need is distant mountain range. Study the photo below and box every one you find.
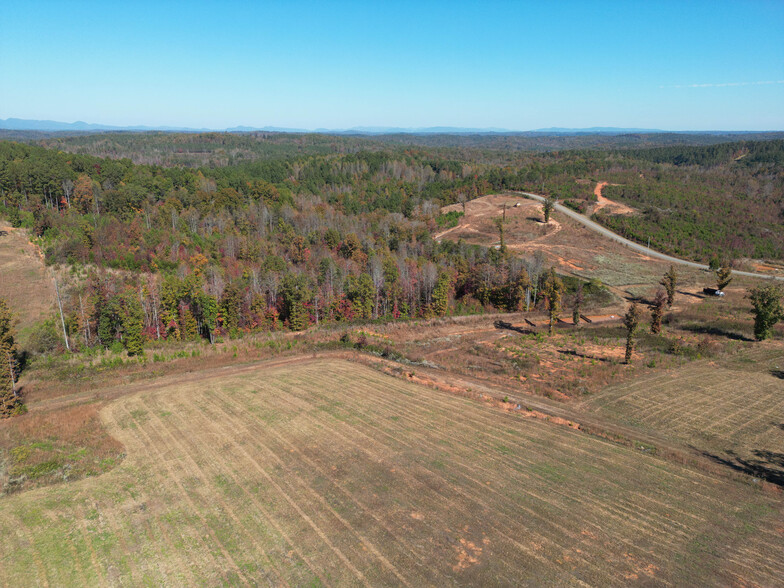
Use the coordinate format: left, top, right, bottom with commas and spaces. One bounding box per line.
0, 118, 772, 136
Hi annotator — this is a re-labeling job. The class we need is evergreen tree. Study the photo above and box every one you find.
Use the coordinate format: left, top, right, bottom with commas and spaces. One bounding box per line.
660, 265, 677, 307
0, 298, 20, 416
623, 302, 641, 364
281, 273, 312, 331
748, 285, 784, 341
346, 273, 374, 320
492, 216, 506, 255
650, 289, 667, 334
542, 268, 564, 335
543, 196, 557, 224
120, 291, 145, 356
716, 266, 733, 291
431, 272, 454, 317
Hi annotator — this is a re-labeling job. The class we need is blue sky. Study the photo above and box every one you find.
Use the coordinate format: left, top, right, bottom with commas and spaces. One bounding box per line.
1, 0, 783, 130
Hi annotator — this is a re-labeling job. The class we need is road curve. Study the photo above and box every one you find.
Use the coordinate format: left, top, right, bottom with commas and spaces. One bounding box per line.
514, 191, 784, 283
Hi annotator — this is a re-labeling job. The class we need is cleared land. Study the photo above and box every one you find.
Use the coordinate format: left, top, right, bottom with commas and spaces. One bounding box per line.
437, 194, 708, 301
583, 345, 784, 484
0, 222, 55, 344
1, 359, 783, 586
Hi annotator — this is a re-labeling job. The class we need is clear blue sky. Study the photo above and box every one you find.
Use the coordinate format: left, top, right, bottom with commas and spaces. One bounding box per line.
1, 0, 783, 130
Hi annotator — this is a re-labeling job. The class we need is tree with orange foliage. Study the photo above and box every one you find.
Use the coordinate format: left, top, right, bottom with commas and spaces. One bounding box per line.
73, 173, 94, 214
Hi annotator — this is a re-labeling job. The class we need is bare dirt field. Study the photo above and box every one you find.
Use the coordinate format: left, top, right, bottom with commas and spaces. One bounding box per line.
591, 182, 636, 216
437, 194, 706, 300
0, 221, 55, 343
1, 359, 783, 586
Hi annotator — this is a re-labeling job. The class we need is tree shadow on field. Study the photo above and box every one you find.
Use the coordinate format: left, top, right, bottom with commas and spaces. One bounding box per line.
680, 323, 754, 342
494, 320, 535, 335
557, 349, 612, 363
526, 217, 545, 224
626, 293, 653, 305
770, 370, 784, 380
699, 448, 784, 488
677, 290, 705, 300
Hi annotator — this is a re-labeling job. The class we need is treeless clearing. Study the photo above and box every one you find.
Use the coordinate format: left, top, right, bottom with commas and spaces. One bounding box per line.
437, 194, 703, 293
591, 182, 636, 216
583, 345, 784, 484
0, 221, 55, 344
1, 359, 783, 586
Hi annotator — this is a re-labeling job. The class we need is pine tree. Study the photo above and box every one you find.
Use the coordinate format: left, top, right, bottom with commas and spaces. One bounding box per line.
121, 291, 145, 356
431, 272, 454, 317
650, 289, 667, 334
716, 266, 733, 291
543, 196, 557, 224
623, 302, 641, 364
747, 285, 784, 341
542, 268, 564, 335
660, 266, 677, 307
0, 298, 20, 417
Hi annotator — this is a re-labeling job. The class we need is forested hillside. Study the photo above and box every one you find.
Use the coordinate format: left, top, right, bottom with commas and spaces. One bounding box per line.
0, 141, 551, 355
0, 135, 782, 355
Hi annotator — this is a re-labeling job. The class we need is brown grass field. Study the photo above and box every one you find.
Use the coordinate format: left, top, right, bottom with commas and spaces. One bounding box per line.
583, 344, 784, 485
1, 359, 783, 586
0, 221, 55, 344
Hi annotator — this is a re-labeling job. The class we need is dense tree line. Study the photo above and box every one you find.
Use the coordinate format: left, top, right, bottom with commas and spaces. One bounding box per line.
1, 142, 591, 355
1, 136, 782, 354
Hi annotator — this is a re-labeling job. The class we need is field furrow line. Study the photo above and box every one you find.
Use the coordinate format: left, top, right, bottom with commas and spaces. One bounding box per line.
253, 373, 655, 584
301, 369, 722, 532
239, 373, 611, 584
155, 394, 345, 587
117, 399, 249, 585
195, 391, 415, 587
723, 552, 784, 584
339, 364, 757, 502
215, 384, 573, 584
163, 392, 374, 587
143, 396, 299, 587
74, 502, 110, 586
215, 389, 435, 572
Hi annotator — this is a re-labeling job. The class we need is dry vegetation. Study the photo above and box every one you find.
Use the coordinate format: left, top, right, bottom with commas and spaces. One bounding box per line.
438, 194, 706, 298
1, 360, 783, 586
0, 221, 55, 344
584, 344, 784, 485
2, 191, 784, 584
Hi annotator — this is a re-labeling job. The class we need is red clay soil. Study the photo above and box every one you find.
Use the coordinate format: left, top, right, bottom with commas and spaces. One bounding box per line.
592, 182, 636, 215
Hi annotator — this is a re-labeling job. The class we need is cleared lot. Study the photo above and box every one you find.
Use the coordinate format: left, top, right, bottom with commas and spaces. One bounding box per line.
1, 359, 783, 586
583, 346, 784, 484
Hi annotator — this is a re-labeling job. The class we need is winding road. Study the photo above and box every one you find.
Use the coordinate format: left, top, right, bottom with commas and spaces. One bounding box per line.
515, 191, 784, 282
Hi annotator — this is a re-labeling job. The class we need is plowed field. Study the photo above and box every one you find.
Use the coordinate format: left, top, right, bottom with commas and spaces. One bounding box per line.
584, 346, 784, 484
1, 360, 783, 586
